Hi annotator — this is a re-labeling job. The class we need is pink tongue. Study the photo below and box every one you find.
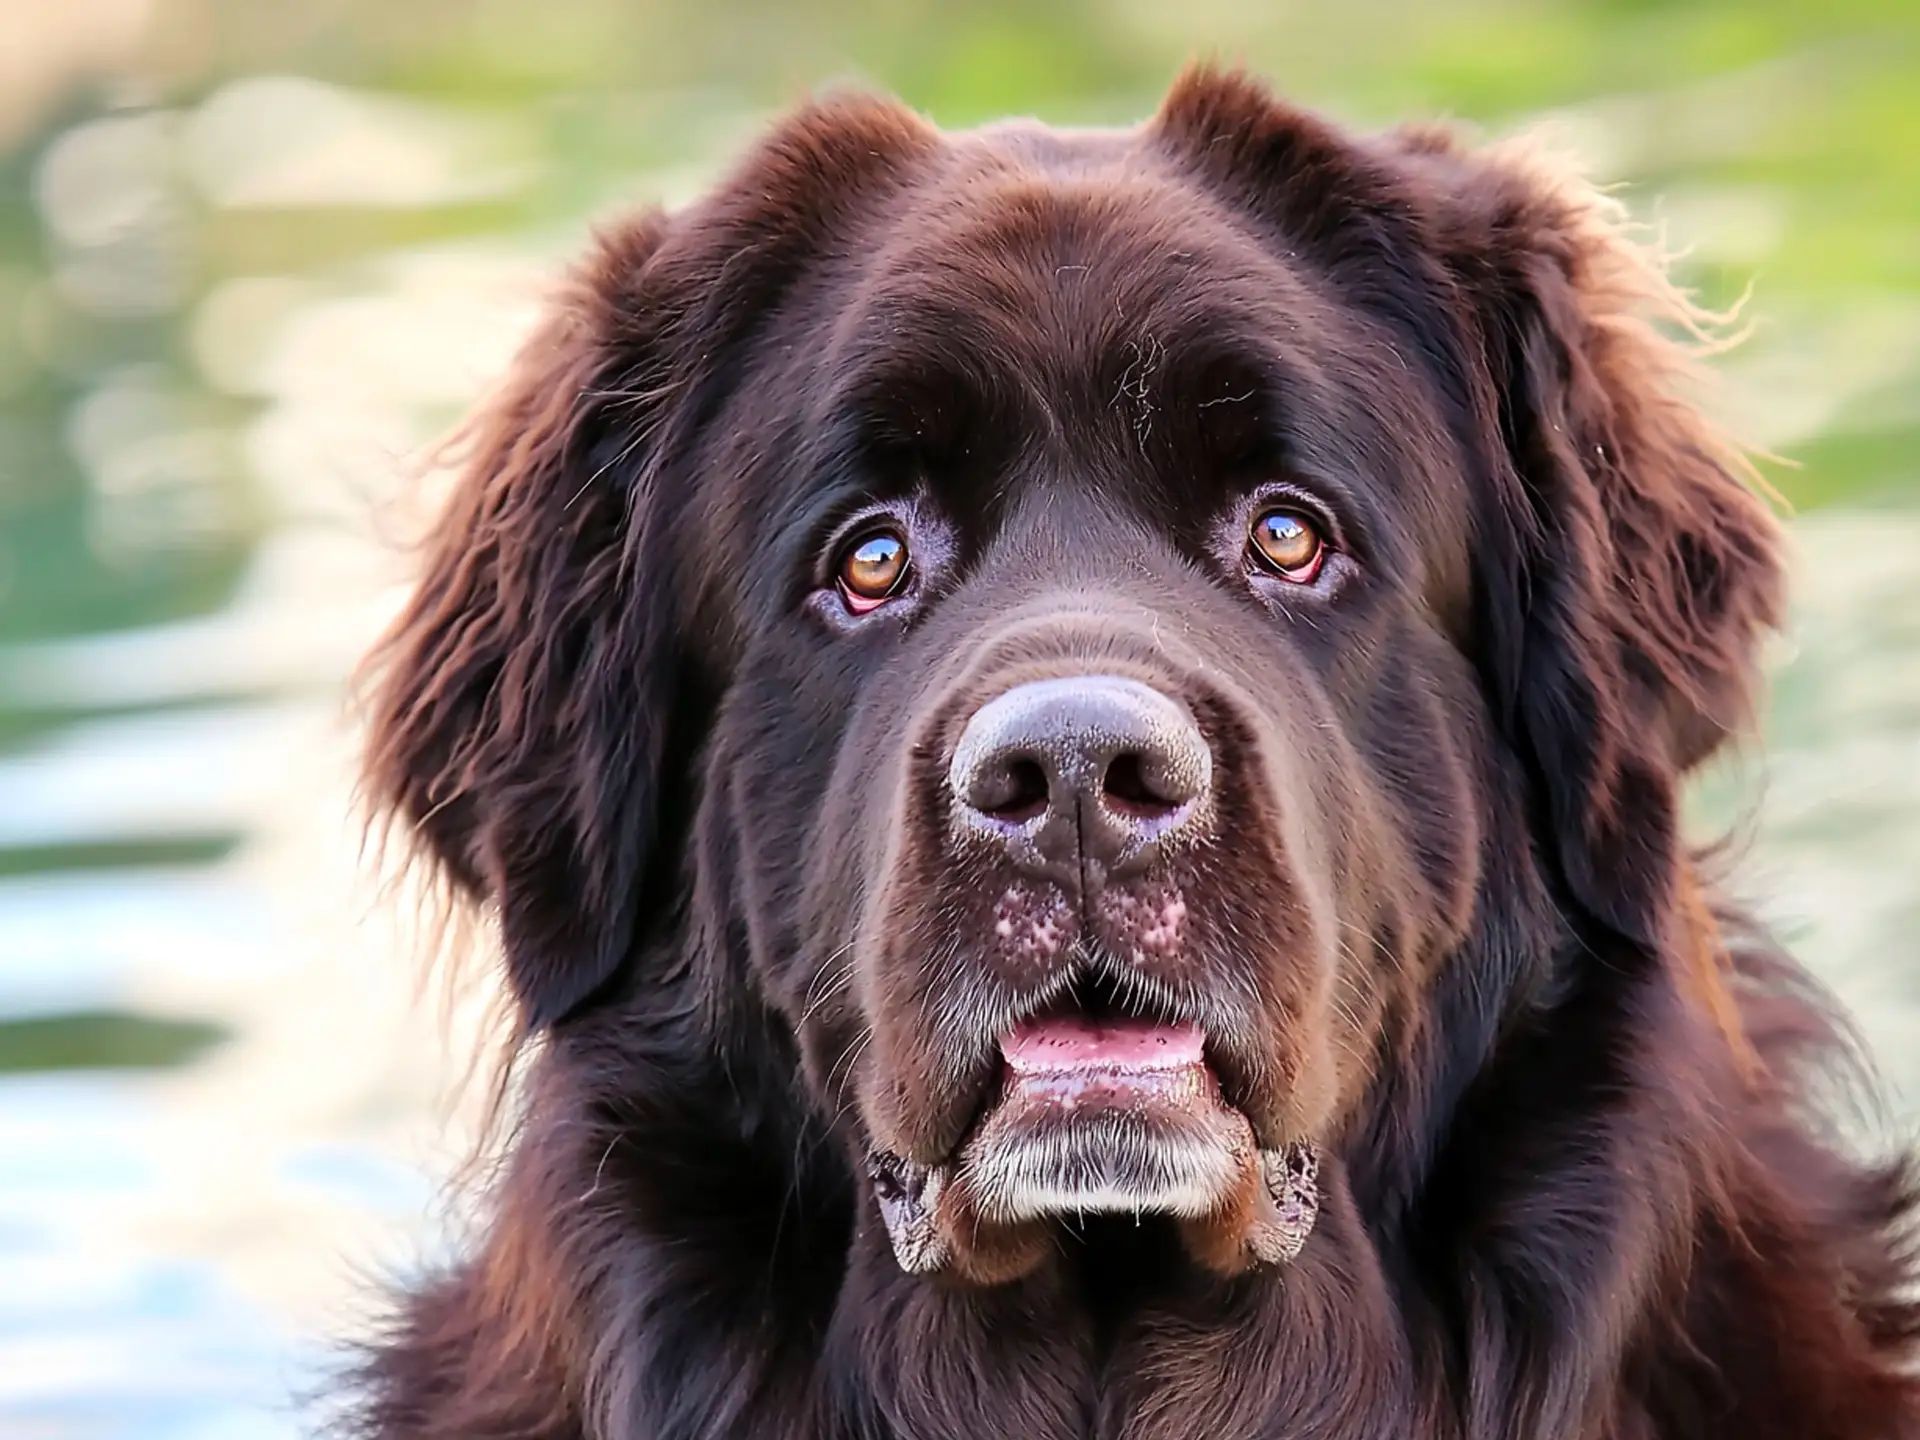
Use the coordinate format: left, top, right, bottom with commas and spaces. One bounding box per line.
1002, 1016, 1205, 1075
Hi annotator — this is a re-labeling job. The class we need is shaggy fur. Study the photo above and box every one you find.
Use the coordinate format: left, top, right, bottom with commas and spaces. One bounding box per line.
349, 68, 1920, 1439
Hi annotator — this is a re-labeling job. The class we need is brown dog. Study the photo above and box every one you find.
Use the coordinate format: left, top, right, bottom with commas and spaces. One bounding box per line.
351, 68, 1920, 1439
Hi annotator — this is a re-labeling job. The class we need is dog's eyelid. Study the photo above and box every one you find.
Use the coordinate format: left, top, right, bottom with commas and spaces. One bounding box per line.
1205, 479, 1363, 603
805, 495, 963, 626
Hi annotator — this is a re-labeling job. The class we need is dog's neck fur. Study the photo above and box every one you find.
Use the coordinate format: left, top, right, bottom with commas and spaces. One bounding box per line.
474, 902, 1797, 1440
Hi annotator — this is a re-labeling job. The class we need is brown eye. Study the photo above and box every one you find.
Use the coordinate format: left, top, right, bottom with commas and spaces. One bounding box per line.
1248, 508, 1325, 582
838, 530, 910, 611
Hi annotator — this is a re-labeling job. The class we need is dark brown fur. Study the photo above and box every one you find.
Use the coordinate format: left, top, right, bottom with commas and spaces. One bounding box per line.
348, 68, 1920, 1439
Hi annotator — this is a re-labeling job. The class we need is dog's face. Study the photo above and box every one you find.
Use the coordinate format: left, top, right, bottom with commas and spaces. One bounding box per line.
708, 155, 1494, 1278
366, 71, 1781, 1287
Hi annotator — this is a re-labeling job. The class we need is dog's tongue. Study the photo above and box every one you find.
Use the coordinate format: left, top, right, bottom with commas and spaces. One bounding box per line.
1002, 1015, 1205, 1075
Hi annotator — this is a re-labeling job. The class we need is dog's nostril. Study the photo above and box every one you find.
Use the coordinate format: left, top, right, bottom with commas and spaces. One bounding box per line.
977, 757, 1050, 823
1101, 750, 1183, 817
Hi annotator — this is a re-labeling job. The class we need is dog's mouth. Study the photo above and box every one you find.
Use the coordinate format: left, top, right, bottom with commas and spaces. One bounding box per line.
967, 1008, 1240, 1221
867, 975, 1322, 1278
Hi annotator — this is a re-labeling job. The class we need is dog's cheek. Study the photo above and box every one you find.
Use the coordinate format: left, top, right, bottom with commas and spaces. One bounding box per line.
846, 854, 982, 1163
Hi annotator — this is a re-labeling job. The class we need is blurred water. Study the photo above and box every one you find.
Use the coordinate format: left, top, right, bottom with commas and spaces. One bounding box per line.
1, 3, 1917, 1435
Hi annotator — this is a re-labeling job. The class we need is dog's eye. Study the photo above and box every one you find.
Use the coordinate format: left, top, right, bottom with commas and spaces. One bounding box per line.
838, 530, 910, 612
1247, 508, 1325, 582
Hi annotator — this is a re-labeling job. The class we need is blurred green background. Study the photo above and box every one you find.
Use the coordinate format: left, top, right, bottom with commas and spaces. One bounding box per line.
1, 1, 1916, 1435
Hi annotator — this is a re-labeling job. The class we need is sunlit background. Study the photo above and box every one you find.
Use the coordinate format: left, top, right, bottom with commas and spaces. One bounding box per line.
2, 0, 1917, 1434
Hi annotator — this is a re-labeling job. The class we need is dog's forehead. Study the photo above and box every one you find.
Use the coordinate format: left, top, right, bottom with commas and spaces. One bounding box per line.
701, 106, 1478, 614
862, 128, 1273, 308
818, 138, 1345, 418
799, 133, 1464, 515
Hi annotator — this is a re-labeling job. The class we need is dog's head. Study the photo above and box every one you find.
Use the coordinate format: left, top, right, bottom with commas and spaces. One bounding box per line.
364, 70, 1781, 1284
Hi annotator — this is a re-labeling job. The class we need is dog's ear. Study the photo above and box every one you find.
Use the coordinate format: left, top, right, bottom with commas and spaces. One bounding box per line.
361, 215, 687, 1031
362, 95, 935, 1030
1405, 132, 1785, 947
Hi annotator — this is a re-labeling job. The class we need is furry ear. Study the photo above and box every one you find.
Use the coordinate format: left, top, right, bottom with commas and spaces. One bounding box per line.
362, 215, 685, 1031
1407, 132, 1786, 946
362, 93, 936, 1031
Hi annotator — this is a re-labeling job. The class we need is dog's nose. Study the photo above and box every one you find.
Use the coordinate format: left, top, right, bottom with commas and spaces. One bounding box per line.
948, 676, 1212, 891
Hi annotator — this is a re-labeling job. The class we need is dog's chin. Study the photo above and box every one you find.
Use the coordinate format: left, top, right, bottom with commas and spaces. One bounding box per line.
957, 1047, 1256, 1224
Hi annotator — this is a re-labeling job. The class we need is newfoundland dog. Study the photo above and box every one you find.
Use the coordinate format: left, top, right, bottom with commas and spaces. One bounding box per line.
351, 67, 1920, 1439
